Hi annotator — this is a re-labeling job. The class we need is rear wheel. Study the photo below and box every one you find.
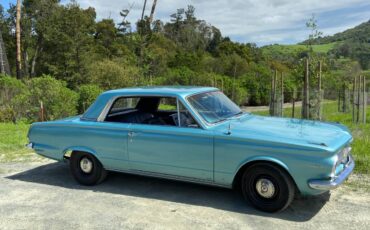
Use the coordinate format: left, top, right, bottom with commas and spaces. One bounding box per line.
241, 163, 295, 212
70, 152, 107, 185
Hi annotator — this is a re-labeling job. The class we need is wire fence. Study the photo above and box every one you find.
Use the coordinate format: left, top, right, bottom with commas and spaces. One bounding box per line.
242, 89, 369, 124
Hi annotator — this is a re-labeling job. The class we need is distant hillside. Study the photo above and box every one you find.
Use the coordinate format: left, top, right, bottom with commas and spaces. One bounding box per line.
262, 20, 370, 69
300, 20, 370, 44
262, 42, 336, 57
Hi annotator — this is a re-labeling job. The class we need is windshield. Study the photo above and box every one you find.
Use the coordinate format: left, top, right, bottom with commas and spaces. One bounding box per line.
187, 91, 242, 123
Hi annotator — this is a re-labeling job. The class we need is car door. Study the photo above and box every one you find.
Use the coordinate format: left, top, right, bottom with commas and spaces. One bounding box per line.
128, 97, 214, 181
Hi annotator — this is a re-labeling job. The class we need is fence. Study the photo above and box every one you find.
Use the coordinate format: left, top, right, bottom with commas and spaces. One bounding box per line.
242, 88, 369, 124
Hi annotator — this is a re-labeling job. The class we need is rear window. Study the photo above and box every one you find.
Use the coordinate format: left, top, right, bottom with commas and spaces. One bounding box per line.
110, 97, 139, 113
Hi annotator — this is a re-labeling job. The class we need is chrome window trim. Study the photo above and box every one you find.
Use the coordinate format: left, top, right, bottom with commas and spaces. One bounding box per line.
96, 94, 205, 129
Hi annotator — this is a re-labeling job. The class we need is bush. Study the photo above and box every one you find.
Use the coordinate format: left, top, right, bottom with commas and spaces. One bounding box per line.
27, 75, 79, 120
89, 59, 140, 89
78, 84, 103, 113
0, 75, 28, 122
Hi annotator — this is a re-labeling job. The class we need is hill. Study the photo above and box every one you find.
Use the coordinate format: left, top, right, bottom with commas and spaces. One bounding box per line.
262, 20, 370, 69
300, 20, 370, 44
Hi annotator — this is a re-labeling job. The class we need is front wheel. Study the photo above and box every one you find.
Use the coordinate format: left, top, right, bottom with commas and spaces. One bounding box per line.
70, 152, 107, 186
241, 163, 295, 212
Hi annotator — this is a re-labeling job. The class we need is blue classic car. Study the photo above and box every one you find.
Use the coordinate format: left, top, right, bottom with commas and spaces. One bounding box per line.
27, 86, 354, 212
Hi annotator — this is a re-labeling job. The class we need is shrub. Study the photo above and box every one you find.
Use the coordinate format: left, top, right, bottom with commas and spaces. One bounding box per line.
27, 75, 78, 120
89, 59, 140, 89
78, 84, 103, 113
0, 75, 28, 122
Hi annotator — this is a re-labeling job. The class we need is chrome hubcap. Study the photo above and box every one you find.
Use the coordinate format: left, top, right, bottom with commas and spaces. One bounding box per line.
256, 178, 275, 198
80, 157, 93, 174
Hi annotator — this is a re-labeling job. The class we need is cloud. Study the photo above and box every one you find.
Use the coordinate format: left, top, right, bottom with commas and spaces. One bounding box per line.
70, 0, 370, 45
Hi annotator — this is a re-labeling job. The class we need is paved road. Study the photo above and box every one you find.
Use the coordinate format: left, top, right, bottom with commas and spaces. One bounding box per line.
0, 161, 369, 230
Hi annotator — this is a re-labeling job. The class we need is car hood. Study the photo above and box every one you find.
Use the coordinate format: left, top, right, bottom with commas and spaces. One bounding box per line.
213, 114, 352, 152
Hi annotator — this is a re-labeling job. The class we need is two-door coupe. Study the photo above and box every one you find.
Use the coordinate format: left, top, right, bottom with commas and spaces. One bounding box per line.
27, 86, 354, 212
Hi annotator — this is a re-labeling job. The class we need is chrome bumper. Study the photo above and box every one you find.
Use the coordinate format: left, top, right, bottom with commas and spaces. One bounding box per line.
308, 154, 355, 190
25, 142, 34, 149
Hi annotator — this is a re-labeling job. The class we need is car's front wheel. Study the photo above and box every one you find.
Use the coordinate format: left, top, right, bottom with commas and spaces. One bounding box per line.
70, 151, 107, 186
241, 163, 295, 212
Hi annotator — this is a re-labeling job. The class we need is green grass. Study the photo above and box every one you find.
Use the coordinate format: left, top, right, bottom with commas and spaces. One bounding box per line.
0, 123, 42, 162
253, 101, 370, 174
262, 42, 338, 56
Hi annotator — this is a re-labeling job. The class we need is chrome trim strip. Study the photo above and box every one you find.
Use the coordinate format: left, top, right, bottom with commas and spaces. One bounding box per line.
308, 154, 355, 190
106, 168, 231, 189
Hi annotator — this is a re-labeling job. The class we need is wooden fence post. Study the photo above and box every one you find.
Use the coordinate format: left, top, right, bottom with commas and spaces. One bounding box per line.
318, 61, 322, 120
363, 75, 367, 124
352, 76, 356, 123
292, 88, 296, 118
302, 58, 310, 119
39, 101, 44, 122
280, 72, 284, 117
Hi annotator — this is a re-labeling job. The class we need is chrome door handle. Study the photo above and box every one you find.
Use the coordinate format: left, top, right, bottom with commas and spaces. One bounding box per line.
128, 131, 138, 138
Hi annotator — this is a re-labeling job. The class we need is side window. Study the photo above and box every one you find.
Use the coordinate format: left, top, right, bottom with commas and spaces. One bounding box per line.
104, 96, 200, 128
158, 98, 177, 111
110, 97, 139, 113
176, 101, 200, 128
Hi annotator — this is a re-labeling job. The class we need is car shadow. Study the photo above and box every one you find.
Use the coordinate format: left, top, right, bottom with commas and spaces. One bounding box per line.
7, 162, 330, 222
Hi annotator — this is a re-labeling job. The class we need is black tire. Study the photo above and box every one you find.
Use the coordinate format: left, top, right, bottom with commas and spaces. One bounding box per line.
241, 163, 295, 212
70, 151, 107, 186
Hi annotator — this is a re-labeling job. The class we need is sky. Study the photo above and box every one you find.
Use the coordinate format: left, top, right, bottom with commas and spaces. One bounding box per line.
1, 0, 370, 46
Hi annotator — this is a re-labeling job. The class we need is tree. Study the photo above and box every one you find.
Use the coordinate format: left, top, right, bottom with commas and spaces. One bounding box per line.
149, 0, 158, 24
305, 14, 323, 53
15, 0, 22, 78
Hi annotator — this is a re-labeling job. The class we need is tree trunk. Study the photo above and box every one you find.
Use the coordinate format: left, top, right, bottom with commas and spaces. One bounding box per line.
149, 0, 158, 23
141, 0, 147, 21
16, 0, 22, 79
0, 29, 11, 75
23, 51, 29, 78
31, 45, 42, 77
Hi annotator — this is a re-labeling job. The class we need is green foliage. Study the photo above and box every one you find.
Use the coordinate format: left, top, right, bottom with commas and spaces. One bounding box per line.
78, 84, 103, 113
89, 59, 140, 89
0, 75, 28, 122
26, 75, 78, 120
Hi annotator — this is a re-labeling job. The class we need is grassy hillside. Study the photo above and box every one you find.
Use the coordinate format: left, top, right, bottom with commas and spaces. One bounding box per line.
262, 42, 337, 57
301, 20, 370, 44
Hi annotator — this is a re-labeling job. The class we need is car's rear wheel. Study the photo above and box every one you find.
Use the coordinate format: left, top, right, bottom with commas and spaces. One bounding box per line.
70, 151, 107, 185
241, 163, 295, 212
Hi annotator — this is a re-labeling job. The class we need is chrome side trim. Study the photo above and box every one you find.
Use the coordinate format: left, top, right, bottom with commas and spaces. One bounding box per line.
308, 154, 355, 190
106, 168, 231, 189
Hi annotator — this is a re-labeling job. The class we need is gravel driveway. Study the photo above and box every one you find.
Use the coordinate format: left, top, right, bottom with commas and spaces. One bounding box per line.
0, 160, 369, 230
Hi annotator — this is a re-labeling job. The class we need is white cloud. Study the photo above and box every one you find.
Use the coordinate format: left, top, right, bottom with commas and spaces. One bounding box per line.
74, 0, 370, 45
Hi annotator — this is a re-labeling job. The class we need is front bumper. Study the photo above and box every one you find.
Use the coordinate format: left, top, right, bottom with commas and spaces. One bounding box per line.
26, 142, 34, 149
308, 154, 355, 190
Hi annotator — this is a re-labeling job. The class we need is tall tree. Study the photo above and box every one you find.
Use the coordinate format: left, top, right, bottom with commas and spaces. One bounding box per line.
16, 0, 22, 78
141, 0, 147, 21
149, 0, 158, 24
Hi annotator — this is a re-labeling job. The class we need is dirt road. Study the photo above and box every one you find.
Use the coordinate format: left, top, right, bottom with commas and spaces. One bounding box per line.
0, 160, 369, 230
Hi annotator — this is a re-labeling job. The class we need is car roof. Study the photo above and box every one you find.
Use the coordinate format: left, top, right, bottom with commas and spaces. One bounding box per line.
82, 86, 218, 121
102, 86, 218, 97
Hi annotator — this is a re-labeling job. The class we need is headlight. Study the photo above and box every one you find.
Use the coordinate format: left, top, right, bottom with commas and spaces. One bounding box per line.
338, 147, 351, 164
331, 146, 352, 177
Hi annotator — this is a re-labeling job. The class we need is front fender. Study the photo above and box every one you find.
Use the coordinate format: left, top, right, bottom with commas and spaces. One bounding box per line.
235, 155, 290, 175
